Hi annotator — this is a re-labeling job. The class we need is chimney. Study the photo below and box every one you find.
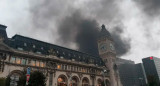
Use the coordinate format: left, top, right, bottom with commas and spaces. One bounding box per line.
0, 24, 8, 40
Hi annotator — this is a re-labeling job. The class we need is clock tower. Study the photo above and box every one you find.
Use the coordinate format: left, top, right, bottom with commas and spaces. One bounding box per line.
98, 24, 122, 86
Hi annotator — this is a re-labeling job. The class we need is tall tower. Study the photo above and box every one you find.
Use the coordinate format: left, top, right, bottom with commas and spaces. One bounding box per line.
98, 24, 122, 86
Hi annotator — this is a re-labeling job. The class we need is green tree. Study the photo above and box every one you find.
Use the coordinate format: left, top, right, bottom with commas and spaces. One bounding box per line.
28, 71, 46, 86
0, 77, 6, 86
5, 76, 10, 86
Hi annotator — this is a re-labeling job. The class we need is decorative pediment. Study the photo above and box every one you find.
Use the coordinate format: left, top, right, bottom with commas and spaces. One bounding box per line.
48, 49, 57, 56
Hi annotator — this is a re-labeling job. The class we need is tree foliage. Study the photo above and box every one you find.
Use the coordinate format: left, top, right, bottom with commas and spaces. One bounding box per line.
0, 77, 6, 86
28, 71, 46, 86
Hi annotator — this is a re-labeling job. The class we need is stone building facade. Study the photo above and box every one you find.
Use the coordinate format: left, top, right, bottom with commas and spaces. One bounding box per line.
0, 24, 111, 86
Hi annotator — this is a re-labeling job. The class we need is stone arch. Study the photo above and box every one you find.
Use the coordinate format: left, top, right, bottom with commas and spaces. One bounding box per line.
8, 70, 23, 86
70, 76, 79, 86
57, 74, 68, 86
8, 70, 23, 77
97, 78, 102, 86
82, 77, 90, 86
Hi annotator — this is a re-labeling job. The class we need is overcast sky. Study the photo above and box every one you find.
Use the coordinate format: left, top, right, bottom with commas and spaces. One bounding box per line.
0, 0, 160, 63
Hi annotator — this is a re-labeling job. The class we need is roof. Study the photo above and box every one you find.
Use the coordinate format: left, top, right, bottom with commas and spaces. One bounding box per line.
4, 34, 105, 66
99, 24, 112, 39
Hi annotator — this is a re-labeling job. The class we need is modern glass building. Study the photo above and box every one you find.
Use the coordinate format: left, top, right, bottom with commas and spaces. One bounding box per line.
142, 56, 160, 85
117, 58, 148, 86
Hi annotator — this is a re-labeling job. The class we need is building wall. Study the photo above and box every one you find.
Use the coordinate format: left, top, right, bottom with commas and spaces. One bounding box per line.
0, 50, 106, 86
117, 58, 148, 86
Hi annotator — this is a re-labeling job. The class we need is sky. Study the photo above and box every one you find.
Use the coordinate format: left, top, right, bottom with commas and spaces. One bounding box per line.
0, 0, 160, 63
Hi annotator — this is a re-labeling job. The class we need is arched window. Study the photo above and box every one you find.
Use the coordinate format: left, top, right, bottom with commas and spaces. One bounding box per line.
57, 75, 68, 86
82, 77, 89, 86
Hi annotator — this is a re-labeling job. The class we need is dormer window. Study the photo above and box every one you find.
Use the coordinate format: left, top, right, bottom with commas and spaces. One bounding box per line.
24, 43, 27, 46
17, 47, 23, 51
36, 51, 41, 54
33, 45, 36, 48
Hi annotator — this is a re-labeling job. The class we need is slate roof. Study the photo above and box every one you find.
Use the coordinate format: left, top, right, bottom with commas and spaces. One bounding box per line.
99, 24, 112, 39
4, 34, 105, 66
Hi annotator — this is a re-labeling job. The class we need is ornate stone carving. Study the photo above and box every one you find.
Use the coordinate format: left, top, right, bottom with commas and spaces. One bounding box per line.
48, 49, 57, 56
46, 61, 57, 69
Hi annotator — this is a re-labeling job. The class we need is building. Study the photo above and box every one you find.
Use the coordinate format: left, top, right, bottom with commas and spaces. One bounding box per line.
0, 24, 118, 86
142, 56, 160, 85
116, 58, 135, 65
97, 25, 122, 86
117, 58, 147, 86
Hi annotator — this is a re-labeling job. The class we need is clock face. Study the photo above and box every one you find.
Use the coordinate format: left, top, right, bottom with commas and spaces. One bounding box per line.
110, 43, 115, 50
99, 43, 107, 52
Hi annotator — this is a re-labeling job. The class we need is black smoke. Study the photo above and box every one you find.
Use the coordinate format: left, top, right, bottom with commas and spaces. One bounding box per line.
111, 25, 131, 57
57, 11, 99, 56
57, 11, 131, 56
28, 0, 131, 57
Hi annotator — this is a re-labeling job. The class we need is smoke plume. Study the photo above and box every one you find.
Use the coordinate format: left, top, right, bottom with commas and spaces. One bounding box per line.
57, 11, 99, 56
111, 25, 131, 57
28, 0, 131, 57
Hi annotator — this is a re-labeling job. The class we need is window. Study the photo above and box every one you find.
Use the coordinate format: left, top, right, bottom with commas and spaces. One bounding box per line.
24, 43, 27, 46
10, 57, 16, 63
40, 61, 44, 67
33, 45, 36, 48
62, 64, 64, 70
21, 59, 26, 65
36, 61, 40, 66
57, 65, 61, 69
31, 60, 36, 66
68, 65, 70, 70
79, 67, 81, 72
64, 65, 67, 70
17, 47, 23, 51
16, 58, 21, 64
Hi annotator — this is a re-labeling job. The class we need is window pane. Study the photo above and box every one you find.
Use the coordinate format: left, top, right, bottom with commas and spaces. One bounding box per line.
10, 57, 16, 63
16, 58, 21, 64
40, 61, 43, 67
36, 61, 40, 66
32, 60, 36, 66
21, 59, 26, 65
57, 65, 61, 69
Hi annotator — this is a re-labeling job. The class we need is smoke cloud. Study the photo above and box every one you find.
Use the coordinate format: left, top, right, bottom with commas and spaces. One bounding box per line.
28, 0, 131, 57
134, 0, 160, 17
111, 25, 131, 57
57, 11, 99, 56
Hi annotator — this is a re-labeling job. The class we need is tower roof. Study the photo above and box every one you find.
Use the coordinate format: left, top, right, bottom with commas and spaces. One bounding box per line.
99, 24, 112, 39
